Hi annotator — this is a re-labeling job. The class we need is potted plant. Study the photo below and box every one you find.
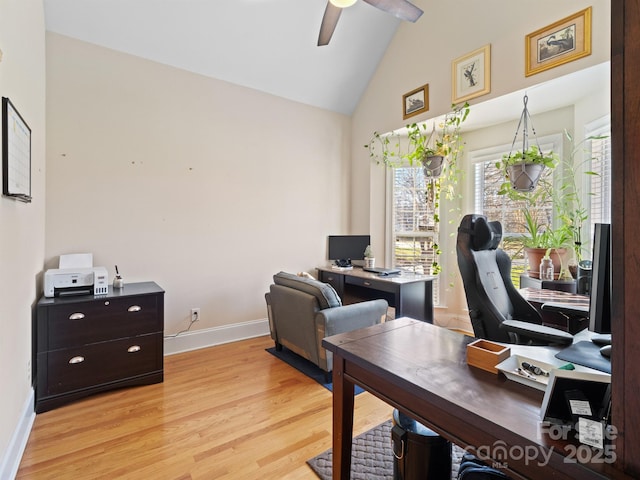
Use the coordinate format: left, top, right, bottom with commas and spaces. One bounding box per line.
495, 145, 559, 192
554, 130, 608, 269
365, 102, 470, 190
363, 245, 375, 269
520, 208, 572, 279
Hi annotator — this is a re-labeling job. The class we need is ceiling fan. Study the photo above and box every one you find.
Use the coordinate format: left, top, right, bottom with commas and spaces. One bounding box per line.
318, 0, 423, 46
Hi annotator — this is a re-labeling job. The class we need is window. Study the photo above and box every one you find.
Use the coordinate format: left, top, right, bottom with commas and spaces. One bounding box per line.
584, 117, 612, 249
471, 124, 612, 279
472, 136, 561, 280
389, 166, 440, 305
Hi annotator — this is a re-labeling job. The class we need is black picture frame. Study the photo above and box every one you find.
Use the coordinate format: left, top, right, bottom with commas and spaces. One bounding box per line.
2, 97, 32, 202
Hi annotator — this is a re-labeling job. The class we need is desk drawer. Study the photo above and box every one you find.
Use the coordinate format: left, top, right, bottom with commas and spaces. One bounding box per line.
345, 275, 396, 294
43, 333, 162, 395
46, 295, 162, 349
318, 271, 345, 296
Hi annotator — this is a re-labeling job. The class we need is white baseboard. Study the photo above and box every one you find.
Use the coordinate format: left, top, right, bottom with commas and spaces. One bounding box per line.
1, 390, 35, 480
164, 318, 270, 355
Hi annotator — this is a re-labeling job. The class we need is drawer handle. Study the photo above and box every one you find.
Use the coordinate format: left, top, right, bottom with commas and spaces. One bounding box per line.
69, 312, 85, 320
363, 281, 371, 286
128, 305, 142, 312
127, 345, 141, 353
68, 356, 85, 364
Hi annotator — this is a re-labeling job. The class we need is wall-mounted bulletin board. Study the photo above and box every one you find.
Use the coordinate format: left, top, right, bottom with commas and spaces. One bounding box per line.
2, 97, 32, 202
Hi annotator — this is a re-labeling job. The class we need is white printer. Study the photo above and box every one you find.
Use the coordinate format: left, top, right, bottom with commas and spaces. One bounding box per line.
44, 253, 109, 297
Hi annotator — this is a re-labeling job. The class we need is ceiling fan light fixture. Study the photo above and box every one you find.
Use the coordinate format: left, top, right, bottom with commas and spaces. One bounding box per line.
329, 0, 357, 8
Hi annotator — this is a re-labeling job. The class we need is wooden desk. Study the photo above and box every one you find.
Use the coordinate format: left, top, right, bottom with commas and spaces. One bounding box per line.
322, 318, 630, 480
316, 266, 436, 322
520, 287, 590, 333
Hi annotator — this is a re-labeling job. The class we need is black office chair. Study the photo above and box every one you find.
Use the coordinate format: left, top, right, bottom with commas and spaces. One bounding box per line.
456, 214, 573, 346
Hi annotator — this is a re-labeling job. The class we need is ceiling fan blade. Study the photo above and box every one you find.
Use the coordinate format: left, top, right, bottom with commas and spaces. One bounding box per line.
362, 0, 423, 22
318, 2, 343, 46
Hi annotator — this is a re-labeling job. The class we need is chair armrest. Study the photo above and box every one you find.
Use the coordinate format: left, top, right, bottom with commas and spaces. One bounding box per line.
316, 300, 388, 337
501, 319, 573, 346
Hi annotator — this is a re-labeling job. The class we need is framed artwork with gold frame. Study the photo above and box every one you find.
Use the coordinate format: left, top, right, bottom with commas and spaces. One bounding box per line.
525, 7, 592, 77
402, 84, 429, 120
452, 44, 491, 104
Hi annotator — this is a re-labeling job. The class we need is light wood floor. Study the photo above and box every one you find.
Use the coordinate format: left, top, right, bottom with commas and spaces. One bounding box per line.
17, 335, 392, 479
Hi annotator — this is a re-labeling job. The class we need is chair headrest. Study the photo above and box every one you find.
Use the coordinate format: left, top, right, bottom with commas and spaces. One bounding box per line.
458, 214, 502, 251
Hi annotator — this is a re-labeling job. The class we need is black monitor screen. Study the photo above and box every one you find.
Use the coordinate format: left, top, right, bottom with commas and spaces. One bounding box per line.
588, 223, 611, 334
327, 235, 370, 262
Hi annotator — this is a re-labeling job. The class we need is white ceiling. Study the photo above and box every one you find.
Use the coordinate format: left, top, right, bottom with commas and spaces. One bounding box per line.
43, 0, 403, 115
43, 1, 609, 124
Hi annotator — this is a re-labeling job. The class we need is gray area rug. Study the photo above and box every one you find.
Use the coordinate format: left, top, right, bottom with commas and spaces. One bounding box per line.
307, 420, 464, 480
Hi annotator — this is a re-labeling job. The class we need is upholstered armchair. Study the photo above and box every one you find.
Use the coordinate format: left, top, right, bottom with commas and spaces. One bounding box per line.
265, 271, 388, 374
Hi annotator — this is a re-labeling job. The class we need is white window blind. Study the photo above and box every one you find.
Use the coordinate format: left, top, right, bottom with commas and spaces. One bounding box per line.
585, 118, 612, 240
390, 166, 440, 305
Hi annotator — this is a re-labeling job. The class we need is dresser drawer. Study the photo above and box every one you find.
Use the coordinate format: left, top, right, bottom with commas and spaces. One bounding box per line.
43, 333, 162, 395
46, 294, 161, 349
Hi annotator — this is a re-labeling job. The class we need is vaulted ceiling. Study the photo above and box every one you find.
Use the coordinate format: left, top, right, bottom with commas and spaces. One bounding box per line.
43, 0, 405, 115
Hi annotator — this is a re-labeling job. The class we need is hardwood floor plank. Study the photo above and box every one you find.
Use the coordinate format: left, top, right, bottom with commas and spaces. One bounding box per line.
17, 335, 392, 479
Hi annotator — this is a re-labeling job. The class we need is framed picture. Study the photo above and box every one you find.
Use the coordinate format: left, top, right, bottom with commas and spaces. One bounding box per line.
402, 84, 428, 120
2, 97, 32, 203
452, 44, 491, 104
525, 7, 592, 77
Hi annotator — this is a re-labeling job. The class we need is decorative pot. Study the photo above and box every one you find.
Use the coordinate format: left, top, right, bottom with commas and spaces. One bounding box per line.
422, 155, 444, 178
364, 257, 375, 269
507, 163, 545, 192
524, 247, 567, 280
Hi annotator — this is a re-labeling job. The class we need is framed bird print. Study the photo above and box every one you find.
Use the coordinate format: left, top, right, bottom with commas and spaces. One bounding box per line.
525, 7, 592, 77
452, 44, 491, 104
402, 83, 429, 120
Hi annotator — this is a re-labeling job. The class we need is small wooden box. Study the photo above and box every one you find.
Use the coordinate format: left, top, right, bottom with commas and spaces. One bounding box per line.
466, 339, 511, 374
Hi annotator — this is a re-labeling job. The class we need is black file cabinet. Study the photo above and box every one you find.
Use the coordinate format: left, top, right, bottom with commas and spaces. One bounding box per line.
34, 281, 164, 413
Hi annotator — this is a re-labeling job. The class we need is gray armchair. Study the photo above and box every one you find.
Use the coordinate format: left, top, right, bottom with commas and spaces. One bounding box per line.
265, 271, 388, 374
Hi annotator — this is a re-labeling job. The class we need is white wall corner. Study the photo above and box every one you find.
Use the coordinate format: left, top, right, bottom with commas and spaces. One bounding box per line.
164, 318, 270, 356
1, 390, 35, 480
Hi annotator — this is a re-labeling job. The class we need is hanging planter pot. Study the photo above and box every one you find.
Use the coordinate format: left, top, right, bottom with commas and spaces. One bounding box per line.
507, 162, 545, 192
498, 94, 558, 192
422, 155, 444, 178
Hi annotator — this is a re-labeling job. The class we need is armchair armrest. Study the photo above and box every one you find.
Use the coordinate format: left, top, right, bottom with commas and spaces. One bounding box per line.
316, 299, 388, 337
501, 319, 573, 346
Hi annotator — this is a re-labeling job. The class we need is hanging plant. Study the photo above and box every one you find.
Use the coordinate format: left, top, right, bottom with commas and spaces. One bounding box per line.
495, 145, 559, 193
497, 94, 559, 192
365, 102, 470, 196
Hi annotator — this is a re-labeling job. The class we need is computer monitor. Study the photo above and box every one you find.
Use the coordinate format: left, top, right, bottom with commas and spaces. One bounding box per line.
327, 235, 370, 266
588, 223, 611, 335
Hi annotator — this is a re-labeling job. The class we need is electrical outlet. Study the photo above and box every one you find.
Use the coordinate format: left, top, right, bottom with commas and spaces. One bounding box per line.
191, 308, 200, 323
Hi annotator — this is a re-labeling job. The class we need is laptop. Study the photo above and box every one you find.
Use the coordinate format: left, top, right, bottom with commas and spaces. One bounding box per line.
363, 266, 401, 275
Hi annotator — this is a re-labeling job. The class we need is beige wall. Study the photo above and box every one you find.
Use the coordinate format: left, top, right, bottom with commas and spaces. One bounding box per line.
351, 0, 611, 326
45, 33, 352, 341
0, 0, 46, 474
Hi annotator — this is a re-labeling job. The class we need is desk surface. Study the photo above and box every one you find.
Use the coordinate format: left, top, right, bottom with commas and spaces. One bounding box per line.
323, 318, 629, 480
520, 287, 590, 307
317, 265, 436, 285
